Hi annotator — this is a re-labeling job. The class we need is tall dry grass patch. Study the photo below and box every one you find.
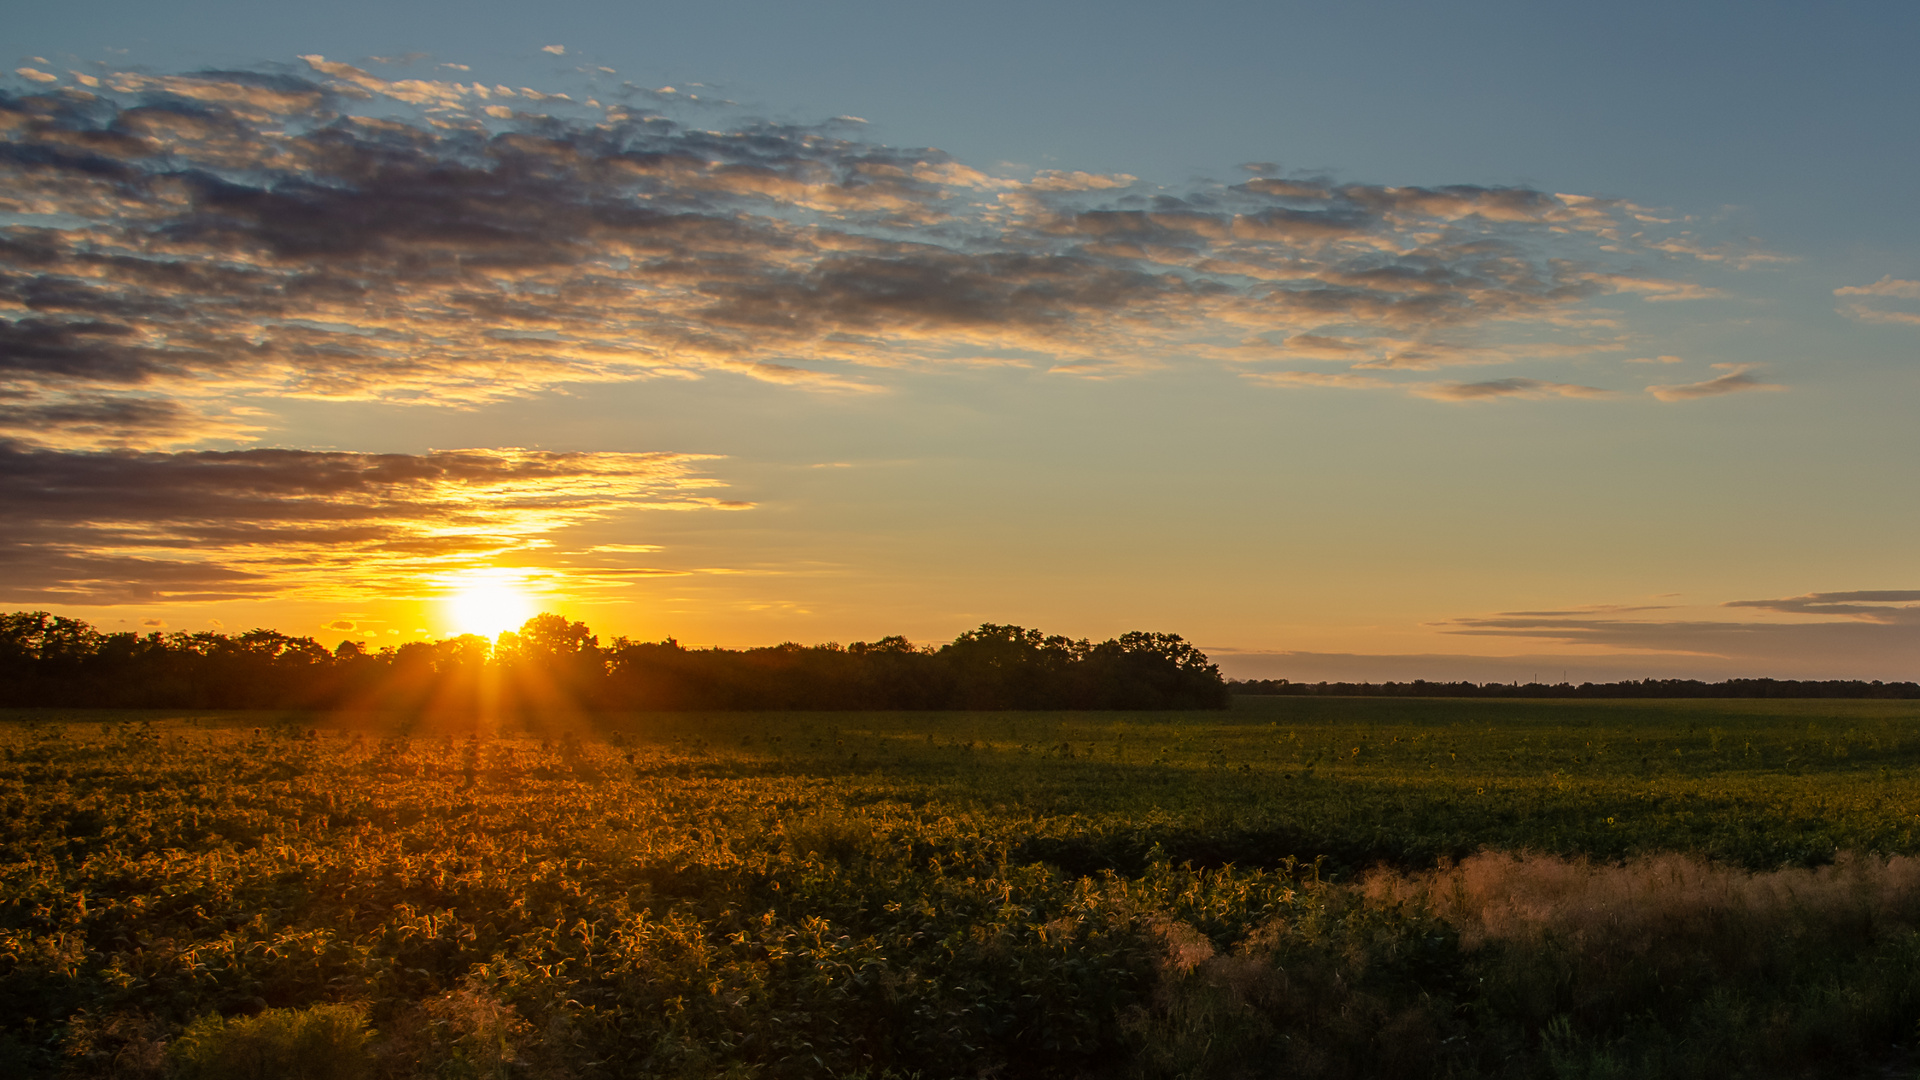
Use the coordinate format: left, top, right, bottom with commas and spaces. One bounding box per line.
1127, 854, 1920, 1077
1366, 851, 1920, 952
1356, 850, 1920, 1070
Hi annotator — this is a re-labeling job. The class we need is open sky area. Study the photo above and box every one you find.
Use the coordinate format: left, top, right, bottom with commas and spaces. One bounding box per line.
3, 0, 1918, 681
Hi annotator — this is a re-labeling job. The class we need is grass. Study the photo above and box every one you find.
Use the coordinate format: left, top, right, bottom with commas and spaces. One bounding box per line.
6, 696, 1920, 1077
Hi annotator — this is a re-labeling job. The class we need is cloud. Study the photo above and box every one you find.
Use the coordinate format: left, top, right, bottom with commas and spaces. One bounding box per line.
1448, 595, 1920, 647
1626, 354, 1685, 364
1413, 377, 1610, 402
1642, 234, 1792, 269
1722, 590, 1920, 621
1835, 276, 1920, 325
1266, 333, 1373, 359
1025, 170, 1136, 192
541, 45, 567, 55
1426, 588, 1920, 679
1645, 363, 1783, 401
1249, 370, 1611, 400
0, 393, 267, 449
0, 58, 1774, 451
1841, 309, 1920, 326
1836, 277, 1920, 299
1576, 273, 1729, 302
1242, 370, 1394, 390
325, 619, 355, 630
0, 441, 738, 604
14, 68, 58, 84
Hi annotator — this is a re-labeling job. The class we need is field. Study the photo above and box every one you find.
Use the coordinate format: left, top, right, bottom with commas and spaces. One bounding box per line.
8, 696, 1920, 1078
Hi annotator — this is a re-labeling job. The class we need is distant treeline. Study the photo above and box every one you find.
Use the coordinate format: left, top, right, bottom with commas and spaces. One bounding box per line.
0, 611, 1229, 712
1230, 678, 1920, 699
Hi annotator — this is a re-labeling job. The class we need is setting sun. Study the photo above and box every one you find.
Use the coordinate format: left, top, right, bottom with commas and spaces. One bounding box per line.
443, 571, 538, 638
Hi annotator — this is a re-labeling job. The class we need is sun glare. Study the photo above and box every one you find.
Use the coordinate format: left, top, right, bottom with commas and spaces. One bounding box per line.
443, 571, 539, 638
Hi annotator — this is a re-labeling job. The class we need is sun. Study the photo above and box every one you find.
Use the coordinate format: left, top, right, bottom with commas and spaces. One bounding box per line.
442, 570, 538, 638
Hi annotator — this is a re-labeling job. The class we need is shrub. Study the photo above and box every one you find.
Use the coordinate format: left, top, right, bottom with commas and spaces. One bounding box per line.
167, 1005, 371, 1080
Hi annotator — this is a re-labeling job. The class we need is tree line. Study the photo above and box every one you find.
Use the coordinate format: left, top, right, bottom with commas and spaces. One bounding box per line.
1230, 677, 1920, 699
0, 611, 1230, 712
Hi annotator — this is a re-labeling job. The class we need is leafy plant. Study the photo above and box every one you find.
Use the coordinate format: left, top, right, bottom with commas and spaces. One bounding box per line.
167, 1005, 370, 1080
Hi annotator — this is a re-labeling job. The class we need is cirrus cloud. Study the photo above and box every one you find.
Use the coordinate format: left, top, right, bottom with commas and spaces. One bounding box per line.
1645, 363, 1783, 402
1412, 377, 1611, 402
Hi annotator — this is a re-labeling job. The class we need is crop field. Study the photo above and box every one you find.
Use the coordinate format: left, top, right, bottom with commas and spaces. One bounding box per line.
8, 696, 1920, 1078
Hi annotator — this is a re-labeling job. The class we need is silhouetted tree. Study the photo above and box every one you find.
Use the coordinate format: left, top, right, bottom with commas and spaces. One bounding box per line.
0, 610, 1243, 711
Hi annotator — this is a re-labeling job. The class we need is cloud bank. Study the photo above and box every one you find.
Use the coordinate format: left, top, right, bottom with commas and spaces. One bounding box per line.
0, 440, 737, 604
0, 58, 1759, 449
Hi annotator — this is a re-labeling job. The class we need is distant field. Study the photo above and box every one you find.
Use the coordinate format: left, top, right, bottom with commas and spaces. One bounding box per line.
7, 697, 1920, 1077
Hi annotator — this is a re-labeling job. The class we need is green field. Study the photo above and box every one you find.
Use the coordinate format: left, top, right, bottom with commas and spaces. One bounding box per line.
7, 697, 1920, 1078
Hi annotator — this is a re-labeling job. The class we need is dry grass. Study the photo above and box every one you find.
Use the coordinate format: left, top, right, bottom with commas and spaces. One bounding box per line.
1126, 854, 1920, 1078
1367, 850, 1920, 953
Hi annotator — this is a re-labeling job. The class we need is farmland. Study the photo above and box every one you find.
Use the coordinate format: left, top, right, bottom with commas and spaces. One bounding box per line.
8, 696, 1920, 1078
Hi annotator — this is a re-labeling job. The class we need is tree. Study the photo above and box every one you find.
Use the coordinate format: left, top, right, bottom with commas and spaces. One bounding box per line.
1077, 631, 1229, 708
503, 614, 599, 666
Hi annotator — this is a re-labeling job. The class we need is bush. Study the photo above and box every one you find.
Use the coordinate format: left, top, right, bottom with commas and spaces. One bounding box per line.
167, 1005, 371, 1080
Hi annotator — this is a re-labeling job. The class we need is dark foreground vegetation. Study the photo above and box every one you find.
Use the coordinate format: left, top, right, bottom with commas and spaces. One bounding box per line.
0, 612, 1229, 711
1233, 677, 1920, 699
8, 696, 1920, 1078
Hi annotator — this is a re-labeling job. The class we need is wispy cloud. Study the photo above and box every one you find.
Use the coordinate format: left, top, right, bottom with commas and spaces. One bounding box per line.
1645, 363, 1783, 401
1837, 277, 1920, 299
1241, 370, 1394, 390
1835, 276, 1920, 325
1431, 589, 1920, 678
1640, 234, 1792, 270
1243, 371, 1611, 401
1413, 377, 1610, 402
1723, 590, 1920, 620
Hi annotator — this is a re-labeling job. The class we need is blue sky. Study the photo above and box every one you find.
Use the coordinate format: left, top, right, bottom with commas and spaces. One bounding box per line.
4, 1, 1918, 679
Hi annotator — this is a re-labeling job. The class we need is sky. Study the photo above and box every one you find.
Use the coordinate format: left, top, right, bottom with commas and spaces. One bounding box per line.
4, 0, 1919, 681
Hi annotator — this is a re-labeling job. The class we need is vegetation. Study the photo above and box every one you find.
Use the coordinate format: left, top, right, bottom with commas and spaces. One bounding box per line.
0, 613, 1230, 712
167, 1005, 371, 1080
7, 696, 1920, 1077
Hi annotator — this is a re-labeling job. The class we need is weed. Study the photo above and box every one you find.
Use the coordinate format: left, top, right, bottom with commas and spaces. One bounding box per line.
167, 1005, 371, 1080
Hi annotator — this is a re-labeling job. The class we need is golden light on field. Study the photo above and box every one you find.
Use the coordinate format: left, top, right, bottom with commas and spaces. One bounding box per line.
442, 570, 539, 638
